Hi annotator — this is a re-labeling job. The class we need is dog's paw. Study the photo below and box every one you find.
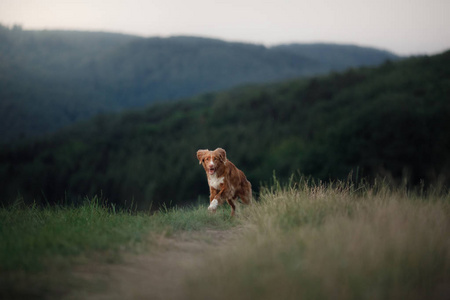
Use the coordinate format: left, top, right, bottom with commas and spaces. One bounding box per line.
208, 199, 218, 213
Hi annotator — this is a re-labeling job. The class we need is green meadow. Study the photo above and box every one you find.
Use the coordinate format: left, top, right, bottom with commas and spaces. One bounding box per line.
0, 198, 232, 298
1, 179, 449, 299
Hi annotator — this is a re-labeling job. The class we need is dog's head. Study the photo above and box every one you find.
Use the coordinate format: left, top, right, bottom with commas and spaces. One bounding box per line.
197, 148, 227, 175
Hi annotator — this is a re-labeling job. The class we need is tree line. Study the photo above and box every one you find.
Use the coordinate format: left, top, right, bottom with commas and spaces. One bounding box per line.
1, 51, 448, 209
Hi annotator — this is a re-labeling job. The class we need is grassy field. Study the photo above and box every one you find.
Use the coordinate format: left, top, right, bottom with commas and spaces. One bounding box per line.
187, 178, 450, 300
0, 197, 233, 299
1, 179, 449, 299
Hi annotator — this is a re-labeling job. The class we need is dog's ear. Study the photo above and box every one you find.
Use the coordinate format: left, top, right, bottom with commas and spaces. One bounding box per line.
215, 148, 227, 163
197, 149, 208, 164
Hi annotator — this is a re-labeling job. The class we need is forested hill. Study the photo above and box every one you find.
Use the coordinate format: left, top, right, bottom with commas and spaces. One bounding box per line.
0, 25, 398, 143
1, 51, 448, 210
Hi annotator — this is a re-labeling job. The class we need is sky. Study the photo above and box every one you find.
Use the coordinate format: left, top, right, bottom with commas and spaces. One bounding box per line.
1, 0, 449, 56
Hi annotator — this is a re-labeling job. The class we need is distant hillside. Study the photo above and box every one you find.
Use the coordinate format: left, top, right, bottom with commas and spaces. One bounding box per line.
0, 51, 448, 209
274, 43, 398, 69
0, 25, 398, 143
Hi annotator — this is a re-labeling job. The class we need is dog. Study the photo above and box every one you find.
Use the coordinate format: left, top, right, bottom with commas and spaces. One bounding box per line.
197, 148, 252, 216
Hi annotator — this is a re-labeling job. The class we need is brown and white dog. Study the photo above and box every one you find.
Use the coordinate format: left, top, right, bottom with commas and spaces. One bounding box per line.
197, 148, 252, 216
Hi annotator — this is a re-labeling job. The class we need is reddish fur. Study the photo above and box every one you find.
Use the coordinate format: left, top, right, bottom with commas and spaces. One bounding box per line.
197, 148, 252, 216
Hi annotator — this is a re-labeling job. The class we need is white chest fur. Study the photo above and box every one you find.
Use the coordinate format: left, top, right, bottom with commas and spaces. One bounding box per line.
208, 174, 224, 190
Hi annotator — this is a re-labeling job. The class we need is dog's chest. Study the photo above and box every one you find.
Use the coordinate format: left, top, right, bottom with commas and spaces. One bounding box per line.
208, 174, 224, 190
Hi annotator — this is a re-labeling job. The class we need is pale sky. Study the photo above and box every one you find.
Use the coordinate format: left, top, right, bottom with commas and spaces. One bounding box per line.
1, 0, 449, 55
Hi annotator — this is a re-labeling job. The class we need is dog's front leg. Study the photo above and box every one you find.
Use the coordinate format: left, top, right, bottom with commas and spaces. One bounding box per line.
208, 188, 219, 213
209, 185, 228, 213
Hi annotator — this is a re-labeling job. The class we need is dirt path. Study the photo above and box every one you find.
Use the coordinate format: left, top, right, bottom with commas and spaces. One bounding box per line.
66, 229, 239, 300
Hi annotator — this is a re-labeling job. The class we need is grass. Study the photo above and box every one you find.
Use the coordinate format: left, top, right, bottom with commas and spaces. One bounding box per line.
0, 197, 234, 271
2, 179, 449, 300
186, 178, 450, 300
2, 198, 141, 272
0, 196, 235, 299
154, 202, 237, 234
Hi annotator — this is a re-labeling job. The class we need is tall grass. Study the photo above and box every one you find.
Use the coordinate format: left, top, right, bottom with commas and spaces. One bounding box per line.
187, 178, 450, 300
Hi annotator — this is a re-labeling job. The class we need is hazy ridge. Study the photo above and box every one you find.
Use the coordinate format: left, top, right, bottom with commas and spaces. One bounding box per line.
0, 25, 398, 143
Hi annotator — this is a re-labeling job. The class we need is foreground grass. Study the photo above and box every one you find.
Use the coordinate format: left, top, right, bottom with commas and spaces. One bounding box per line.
0, 197, 234, 298
187, 179, 450, 300
2, 180, 449, 300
